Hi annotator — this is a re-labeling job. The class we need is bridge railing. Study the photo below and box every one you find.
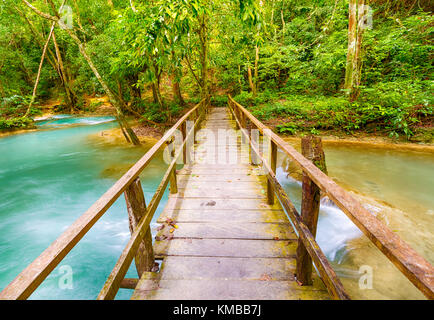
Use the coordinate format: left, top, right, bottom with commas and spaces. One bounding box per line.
0, 99, 208, 300
227, 94, 434, 300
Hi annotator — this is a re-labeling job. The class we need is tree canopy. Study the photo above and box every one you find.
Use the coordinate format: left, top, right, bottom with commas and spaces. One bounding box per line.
0, 0, 432, 142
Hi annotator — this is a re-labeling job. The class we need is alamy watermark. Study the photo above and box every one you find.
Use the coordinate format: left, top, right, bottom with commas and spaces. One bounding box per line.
58, 265, 73, 290
359, 265, 373, 290
360, 5, 373, 30
59, 4, 73, 30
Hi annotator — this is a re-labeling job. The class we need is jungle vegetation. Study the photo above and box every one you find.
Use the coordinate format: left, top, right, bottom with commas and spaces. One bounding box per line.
0, 0, 432, 142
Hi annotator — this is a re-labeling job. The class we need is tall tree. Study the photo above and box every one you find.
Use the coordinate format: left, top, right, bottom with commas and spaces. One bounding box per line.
25, 21, 55, 117
344, 0, 367, 101
22, 0, 140, 145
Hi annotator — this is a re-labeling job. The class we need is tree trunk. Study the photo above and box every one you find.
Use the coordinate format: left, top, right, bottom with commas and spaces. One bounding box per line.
353, 0, 366, 101
344, 0, 357, 93
238, 65, 242, 89
254, 45, 260, 96
22, 0, 140, 145
170, 73, 185, 106
17, 7, 58, 73
117, 78, 127, 106
344, 0, 365, 101
20, 7, 76, 112
128, 73, 141, 103
73, 39, 140, 144
52, 30, 77, 112
198, 14, 209, 102
170, 49, 185, 106
152, 65, 164, 110
151, 83, 158, 104
247, 65, 256, 96
25, 22, 55, 117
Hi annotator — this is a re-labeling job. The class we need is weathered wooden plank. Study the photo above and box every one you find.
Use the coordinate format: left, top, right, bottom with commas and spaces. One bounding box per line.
177, 168, 265, 175
131, 279, 329, 300
172, 189, 267, 199
157, 209, 289, 223
154, 238, 297, 258
156, 256, 297, 280
176, 174, 261, 182
162, 197, 282, 211
176, 180, 264, 191
155, 222, 297, 240
181, 164, 252, 169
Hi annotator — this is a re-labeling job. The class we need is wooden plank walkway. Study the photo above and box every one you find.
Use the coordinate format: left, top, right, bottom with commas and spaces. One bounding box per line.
131, 107, 329, 300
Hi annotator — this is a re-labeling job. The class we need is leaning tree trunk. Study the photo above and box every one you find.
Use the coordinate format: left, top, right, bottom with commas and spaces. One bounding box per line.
22, 0, 140, 145
17, 5, 75, 108
254, 45, 260, 96
72, 37, 140, 144
25, 22, 55, 117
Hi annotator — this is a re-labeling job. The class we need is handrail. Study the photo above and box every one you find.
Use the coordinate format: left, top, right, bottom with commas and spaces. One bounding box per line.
0, 99, 207, 300
227, 99, 349, 300
97, 103, 207, 299
228, 94, 434, 300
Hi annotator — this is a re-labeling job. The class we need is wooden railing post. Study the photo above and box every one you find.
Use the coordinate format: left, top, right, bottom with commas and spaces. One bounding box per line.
181, 121, 187, 164
250, 125, 259, 165
124, 178, 155, 277
267, 139, 277, 204
241, 112, 246, 129
234, 105, 240, 130
167, 138, 178, 194
296, 135, 327, 285
194, 109, 199, 143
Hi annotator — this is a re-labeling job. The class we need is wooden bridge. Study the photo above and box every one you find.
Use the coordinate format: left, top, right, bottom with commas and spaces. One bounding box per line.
1, 97, 433, 300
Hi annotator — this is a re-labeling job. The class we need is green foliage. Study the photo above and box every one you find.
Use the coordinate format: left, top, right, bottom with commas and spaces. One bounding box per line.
140, 102, 166, 123
276, 122, 298, 135
82, 100, 104, 113
0, 95, 35, 117
0, 116, 33, 129
0, 0, 431, 143
210, 95, 227, 107
241, 93, 432, 140
139, 101, 185, 124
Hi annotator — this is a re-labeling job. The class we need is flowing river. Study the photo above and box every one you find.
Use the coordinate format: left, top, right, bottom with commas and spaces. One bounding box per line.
0, 116, 168, 299
0, 118, 432, 299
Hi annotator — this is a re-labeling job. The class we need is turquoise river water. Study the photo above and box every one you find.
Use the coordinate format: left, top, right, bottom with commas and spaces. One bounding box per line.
0, 117, 432, 299
0, 116, 168, 299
